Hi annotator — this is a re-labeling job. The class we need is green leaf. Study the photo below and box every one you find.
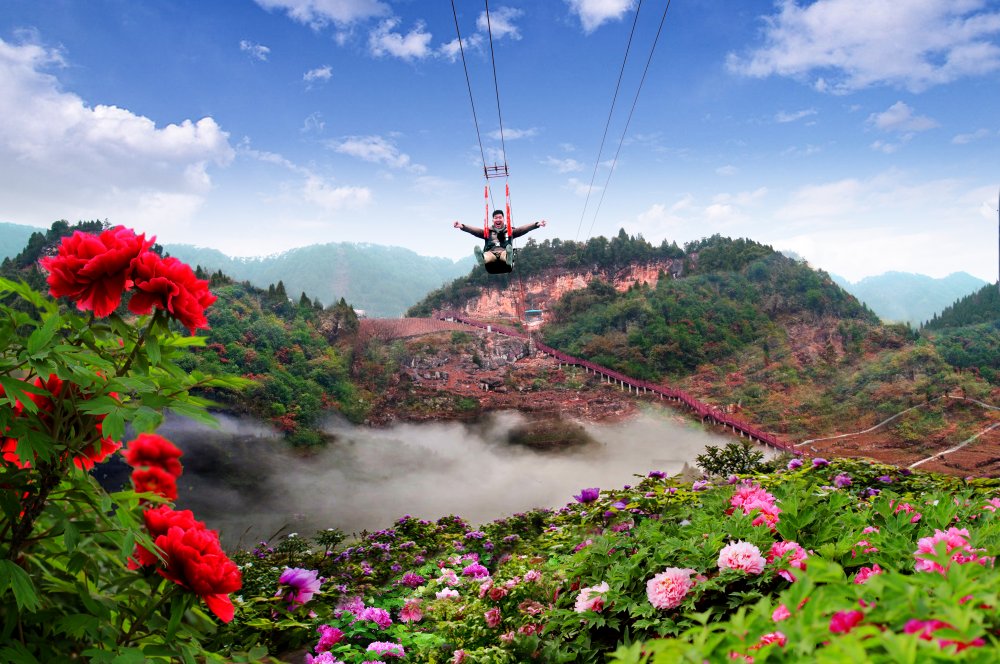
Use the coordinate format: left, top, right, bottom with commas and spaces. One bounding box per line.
26, 314, 60, 356
63, 521, 80, 552
131, 406, 164, 433
146, 334, 161, 366
0, 560, 41, 611
101, 409, 126, 443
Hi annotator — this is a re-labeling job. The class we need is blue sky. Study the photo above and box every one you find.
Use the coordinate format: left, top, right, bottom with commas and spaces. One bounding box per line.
1, 0, 998, 283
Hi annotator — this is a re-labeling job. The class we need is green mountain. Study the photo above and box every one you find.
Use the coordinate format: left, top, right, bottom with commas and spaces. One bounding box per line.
0, 222, 44, 260
164, 242, 475, 318
832, 271, 987, 326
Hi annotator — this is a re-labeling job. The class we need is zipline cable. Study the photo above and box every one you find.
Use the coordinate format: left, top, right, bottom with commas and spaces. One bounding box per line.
484, 0, 510, 176
575, 0, 645, 242
586, 0, 674, 242
450, 0, 490, 196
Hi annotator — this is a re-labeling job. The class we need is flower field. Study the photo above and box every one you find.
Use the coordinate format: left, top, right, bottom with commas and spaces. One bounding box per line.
219, 456, 1000, 663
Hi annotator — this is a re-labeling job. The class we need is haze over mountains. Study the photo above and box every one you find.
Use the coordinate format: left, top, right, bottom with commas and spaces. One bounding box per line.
0, 221, 987, 322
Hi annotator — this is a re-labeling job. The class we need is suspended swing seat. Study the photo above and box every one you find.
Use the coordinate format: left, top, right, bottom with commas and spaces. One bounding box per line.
484, 248, 515, 274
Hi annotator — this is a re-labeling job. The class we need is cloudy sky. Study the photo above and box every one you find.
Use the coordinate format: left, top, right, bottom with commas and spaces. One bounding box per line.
1, 0, 998, 282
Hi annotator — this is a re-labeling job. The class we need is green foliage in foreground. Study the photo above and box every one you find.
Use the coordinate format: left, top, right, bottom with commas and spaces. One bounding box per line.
217, 453, 1000, 662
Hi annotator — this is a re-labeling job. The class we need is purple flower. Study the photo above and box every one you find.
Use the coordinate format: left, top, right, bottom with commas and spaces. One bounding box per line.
899, 468, 913, 476
574, 487, 600, 503
400, 572, 425, 588
787, 458, 803, 470
863, 488, 881, 498
727, 475, 740, 484
315, 624, 344, 652
612, 500, 628, 510
812, 458, 829, 468
876, 475, 893, 483
275, 567, 322, 608
464, 530, 485, 539
648, 470, 666, 479
692, 480, 710, 491
833, 473, 852, 488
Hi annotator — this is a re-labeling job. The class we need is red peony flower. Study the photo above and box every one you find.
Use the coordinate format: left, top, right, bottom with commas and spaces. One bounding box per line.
128, 252, 217, 333
131, 506, 206, 568
73, 436, 122, 471
132, 465, 179, 501
154, 525, 242, 622
40, 226, 153, 317
122, 433, 184, 477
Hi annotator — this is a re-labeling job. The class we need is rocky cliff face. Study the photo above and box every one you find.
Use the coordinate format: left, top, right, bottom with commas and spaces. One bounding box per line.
458, 260, 682, 320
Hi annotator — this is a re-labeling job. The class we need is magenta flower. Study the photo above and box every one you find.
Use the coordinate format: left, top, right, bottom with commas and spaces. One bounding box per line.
315, 624, 344, 652
853, 564, 883, 584
462, 562, 490, 578
574, 487, 600, 503
691, 479, 710, 491
646, 567, 696, 610
305, 653, 344, 664
718, 541, 766, 575
357, 606, 392, 629
276, 567, 322, 608
812, 457, 829, 468
833, 473, 852, 487
772, 604, 791, 622
787, 458, 803, 470
829, 610, 864, 634
400, 572, 425, 588
904, 619, 986, 652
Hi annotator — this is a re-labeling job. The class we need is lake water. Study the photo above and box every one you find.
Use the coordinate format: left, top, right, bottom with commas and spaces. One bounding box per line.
140, 406, 751, 548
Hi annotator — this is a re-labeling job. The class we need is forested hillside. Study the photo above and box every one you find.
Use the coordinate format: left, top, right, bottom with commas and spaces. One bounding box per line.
923, 283, 1000, 384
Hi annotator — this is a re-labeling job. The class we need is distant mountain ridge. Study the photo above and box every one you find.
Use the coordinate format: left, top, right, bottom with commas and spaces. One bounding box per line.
832, 271, 988, 327
162, 242, 475, 318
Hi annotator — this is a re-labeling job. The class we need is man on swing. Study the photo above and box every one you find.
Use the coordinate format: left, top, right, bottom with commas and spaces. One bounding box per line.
453, 209, 546, 273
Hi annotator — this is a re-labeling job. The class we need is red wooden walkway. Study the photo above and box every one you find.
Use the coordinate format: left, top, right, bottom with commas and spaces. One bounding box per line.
439, 312, 797, 455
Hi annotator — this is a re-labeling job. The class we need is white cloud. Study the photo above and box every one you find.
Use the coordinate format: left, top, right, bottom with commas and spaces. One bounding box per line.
368, 18, 433, 60
302, 174, 372, 210
565, 0, 636, 34
331, 134, 424, 172
439, 34, 483, 61
304, 65, 333, 83
239, 40, 270, 61
543, 156, 584, 173
952, 128, 997, 144
301, 112, 325, 133
867, 101, 937, 132
0, 38, 233, 231
477, 7, 523, 40
727, 0, 1000, 93
716, 164, 738, 176
488, 127, 537, 140
566, 177, 601, 197
253, 0, 389, 29
775, 108, 817, 123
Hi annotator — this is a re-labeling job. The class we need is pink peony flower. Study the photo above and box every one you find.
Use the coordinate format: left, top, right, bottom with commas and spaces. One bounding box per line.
365, 641, 405, 658
904, 619, 986, 652
400, 599, 423, 623
524, 569, 542, 582
752, 631, 787, 649
718, 541, 766, 575
767, 541, 808, 582
484, 607, 502, 628
914, 527, 992, 574
829, 609, 864, 634
436, 588, 459, 600
646, 567, 696, 610
452, 650, 467, 664
357, 606, 392, 629
853, 564, 883, 584
772, 604, 791, 622
574, 581, 610, 613
730, 483, 781, 528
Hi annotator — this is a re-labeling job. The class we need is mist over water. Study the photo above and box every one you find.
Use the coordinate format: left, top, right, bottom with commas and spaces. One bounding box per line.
155, 407, 740, 548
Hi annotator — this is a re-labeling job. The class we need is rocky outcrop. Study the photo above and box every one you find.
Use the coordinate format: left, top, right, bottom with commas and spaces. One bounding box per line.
459, 260, 683, 321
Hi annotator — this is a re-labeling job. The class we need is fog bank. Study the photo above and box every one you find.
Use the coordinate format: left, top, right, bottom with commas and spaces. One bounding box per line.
152, 407, 738, 548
